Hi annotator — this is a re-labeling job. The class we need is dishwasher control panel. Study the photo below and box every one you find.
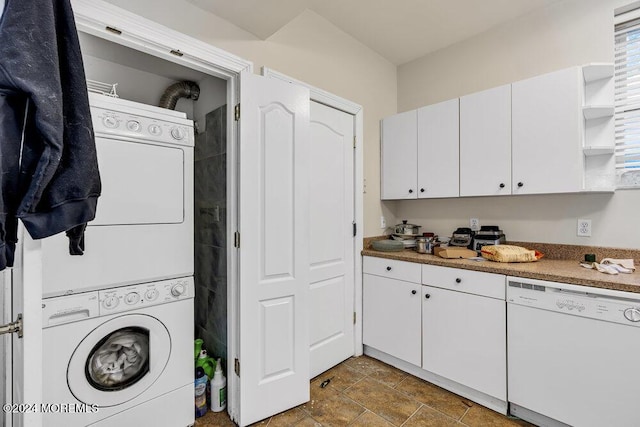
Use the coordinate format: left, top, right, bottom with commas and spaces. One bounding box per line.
507, 277, 640, 327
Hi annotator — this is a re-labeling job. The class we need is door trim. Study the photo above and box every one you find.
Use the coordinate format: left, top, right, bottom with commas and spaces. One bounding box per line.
261, 67, 364, 357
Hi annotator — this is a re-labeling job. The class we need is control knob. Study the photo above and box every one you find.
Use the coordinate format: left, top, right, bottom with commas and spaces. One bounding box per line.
171, 282, 186, 297
103, 295, 119, 310
170, 126, 186, 140
624, 307, 640, 322
148, 124, 162, 136
126, 120, 141, 132
145, 289, 159, 301
125, 292, 140, 305
102, 115, 118, 129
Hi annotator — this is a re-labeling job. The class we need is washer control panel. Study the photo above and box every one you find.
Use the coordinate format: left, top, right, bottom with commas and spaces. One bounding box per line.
98, 277, 194, 315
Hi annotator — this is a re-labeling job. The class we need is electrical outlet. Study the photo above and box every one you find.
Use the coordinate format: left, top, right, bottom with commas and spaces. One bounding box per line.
470, 218, 480, 231
380, 216, 387, 229
577, 219, 592, 237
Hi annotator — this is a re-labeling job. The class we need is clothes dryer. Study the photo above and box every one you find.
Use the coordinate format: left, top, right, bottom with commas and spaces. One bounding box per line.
42, 277, 194, 427
41, 94, 194, 297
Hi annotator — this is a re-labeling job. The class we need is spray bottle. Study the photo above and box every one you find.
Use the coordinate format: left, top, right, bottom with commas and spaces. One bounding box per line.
210, 358, 227, 412
194, 367, 208, 418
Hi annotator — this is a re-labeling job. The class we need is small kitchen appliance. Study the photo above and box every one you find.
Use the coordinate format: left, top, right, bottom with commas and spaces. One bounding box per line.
450, 227, 474, 248
472, 226, 506, 251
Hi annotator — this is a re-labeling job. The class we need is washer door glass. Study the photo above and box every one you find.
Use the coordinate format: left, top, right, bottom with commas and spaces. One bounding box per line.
86, 327, 149, 391
68, 314, 171, 408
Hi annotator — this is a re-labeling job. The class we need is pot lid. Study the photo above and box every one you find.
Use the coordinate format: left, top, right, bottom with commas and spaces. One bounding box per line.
395, 220, 421, 228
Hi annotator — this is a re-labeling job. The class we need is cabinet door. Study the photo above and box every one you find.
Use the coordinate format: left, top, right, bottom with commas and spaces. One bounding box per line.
381, 110, 417, 199
417, 99, 459, 198
512, 67, 583, 194
363, 274, 421, 366
459, 85, 511, 197
422, 286, 506, 400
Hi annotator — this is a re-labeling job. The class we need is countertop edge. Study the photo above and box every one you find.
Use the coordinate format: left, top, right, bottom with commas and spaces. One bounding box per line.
362, 249, 640, 294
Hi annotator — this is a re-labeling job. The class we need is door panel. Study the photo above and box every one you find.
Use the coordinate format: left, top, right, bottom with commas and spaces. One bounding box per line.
460, 85, 511, 196
238, 72, 310, 426
11, 229, 43, 427
381, 110, 417, 199
309, 102, 354, 378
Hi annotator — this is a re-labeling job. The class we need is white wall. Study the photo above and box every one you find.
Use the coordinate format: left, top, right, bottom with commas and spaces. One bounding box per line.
395, 0, 640, 249
104, 0, 400, 236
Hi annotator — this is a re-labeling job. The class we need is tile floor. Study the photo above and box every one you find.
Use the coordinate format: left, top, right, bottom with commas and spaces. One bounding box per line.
195, 355, 534, 427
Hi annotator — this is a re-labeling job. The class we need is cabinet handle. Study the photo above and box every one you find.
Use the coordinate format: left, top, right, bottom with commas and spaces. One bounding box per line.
411, 290, 417, 295
386, 266, 392, 271
455, 278, 462, 283
499, 183, 505, 189
517, 182, 524, 188
425, 294, 431, 299
408, 189, 414, 194
420, 188, 425, 193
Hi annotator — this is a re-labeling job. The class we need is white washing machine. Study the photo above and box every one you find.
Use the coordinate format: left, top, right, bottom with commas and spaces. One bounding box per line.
41, 93, 194, 297
42, 277, 195, 427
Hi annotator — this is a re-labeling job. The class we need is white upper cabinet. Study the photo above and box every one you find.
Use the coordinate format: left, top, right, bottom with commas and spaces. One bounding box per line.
417, 99, 459, 198
512, 67, 583, 194
381, 109, 418, 199
459, 84, 512, 197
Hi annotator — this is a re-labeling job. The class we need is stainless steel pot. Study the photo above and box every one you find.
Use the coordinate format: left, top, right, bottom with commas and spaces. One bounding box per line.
416, 236, 434, 254
394, 220, 421, 235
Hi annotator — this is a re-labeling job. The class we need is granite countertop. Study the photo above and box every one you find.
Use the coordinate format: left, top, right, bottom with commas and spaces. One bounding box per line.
362, 244, 640, 294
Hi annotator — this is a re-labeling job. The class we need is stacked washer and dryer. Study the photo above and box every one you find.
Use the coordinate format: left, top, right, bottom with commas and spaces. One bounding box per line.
40, 93, 195, 426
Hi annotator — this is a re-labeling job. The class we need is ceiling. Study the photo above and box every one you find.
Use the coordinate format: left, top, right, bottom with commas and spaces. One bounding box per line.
188, 0, 563, 65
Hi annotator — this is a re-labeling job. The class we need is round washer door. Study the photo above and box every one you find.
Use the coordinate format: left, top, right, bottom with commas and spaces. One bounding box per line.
67, 314, 171, 407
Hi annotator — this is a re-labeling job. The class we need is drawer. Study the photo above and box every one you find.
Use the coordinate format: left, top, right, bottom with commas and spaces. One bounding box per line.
421, 264, 505, 300
363, 256, 421, 284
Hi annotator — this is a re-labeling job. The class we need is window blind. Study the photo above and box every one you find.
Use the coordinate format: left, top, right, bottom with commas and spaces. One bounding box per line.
615, 13, 640, 187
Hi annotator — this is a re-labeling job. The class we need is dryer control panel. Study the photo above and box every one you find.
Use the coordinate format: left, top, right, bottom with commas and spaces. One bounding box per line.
42, 277, 194, 328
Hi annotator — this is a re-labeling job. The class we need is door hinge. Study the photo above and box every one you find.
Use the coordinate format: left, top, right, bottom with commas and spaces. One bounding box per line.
234, 358, 240, 376
353, 312, 356, 325
0, 313, 23, 338
234, 103, 240, 121
353, 136, 356, 149
234, 231, 240, 248
353, 222, 357, 237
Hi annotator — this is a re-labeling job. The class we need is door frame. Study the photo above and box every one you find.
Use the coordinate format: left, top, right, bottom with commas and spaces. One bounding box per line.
261, 67, 364, 357
65, 0, 252, 423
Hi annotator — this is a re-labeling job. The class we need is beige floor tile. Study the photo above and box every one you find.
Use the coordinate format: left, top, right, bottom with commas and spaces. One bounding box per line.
312, 362, 367, 391
348, 410, 395, 427
461, 405, 531, 427
268, 406, 308, 426
394, 375, 472, 420
302, 384, 366, 426
195, 410, 237, 426
344, 356, 407, 388
402, 405, 459, 427
294, 416, 323, 426
344, 377, 421, 426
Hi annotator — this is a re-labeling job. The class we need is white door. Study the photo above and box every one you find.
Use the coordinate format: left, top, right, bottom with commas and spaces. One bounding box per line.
512, 67, 583, 194
459, 85, 512, 197
8, 229, 43, 427
417, 99, 459, 198
237, 72, 310, 426
308, 101, 354, 378
380, 110, 418, 200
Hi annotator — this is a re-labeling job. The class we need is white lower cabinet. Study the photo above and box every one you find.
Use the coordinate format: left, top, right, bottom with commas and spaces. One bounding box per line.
363, 256, 508, 412
421, 285, 506, 401
421, 264, 506, 401
363, 273, 422, 366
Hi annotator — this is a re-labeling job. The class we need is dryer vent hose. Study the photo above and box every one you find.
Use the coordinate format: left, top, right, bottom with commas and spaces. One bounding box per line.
159, 81, 200, 110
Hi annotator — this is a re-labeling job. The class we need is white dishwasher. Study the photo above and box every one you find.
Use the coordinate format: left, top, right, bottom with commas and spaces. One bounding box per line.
507, 276, 640, 427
